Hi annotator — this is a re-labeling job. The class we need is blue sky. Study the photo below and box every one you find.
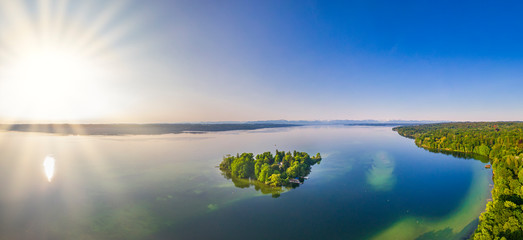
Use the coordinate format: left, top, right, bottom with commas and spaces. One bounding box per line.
1, 0, 522, 122
138, 0, 523, 122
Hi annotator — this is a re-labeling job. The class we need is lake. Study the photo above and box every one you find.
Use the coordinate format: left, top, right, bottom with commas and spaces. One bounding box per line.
0, 125, 491, 239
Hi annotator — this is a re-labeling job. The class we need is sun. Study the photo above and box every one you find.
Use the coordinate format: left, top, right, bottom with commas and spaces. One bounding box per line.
1, 45, 108, 121
0, 1, 143, 122
11, 47, 93, 87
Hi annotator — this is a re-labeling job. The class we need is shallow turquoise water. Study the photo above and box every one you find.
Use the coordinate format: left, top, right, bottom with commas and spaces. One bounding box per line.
0, 126, 491, 239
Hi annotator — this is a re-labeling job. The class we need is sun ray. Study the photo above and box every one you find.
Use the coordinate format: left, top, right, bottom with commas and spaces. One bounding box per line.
0, 1, 34, 56
37, 0, 51, 41
33, 123, 129, 219
0, 0, 151, 227
6, 131, 46, 201
0, 0, 149, 122
0, 1, 159, 237
72, 1, 125, 48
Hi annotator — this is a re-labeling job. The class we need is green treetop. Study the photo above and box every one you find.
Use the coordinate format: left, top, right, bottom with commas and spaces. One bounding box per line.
219, 150, 322, 187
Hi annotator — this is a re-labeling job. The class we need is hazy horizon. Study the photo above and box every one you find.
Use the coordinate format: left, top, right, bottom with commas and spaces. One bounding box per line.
0, 119, 440, 124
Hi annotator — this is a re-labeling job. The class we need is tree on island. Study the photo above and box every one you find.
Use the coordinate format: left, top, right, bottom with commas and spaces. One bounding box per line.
219, 150, 322, 187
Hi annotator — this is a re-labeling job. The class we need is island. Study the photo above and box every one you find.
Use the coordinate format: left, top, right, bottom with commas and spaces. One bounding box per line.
394, 122, 523, 240
219, 150, 322, 187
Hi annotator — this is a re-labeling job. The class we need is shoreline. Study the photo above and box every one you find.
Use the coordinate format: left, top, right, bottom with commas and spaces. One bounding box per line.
393, 126, 499, 239
0, 123, 299, 136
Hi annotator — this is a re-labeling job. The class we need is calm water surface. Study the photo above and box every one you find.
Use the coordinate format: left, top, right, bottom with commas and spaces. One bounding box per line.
0, 126, 491, 239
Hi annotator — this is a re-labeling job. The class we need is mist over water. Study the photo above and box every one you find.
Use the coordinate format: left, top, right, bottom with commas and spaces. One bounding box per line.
0, 126, 490, 239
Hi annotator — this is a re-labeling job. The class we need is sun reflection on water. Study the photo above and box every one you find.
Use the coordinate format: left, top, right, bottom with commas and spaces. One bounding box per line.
43, 156, 55, 182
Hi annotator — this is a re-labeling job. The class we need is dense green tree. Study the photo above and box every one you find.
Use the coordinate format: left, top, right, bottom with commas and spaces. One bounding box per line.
394, 122, 523, 239
268, 174, 284, 186
254, 160, 263, 179
220, 150, 322, 187
258, 163, 271, 183
230, 153, 255, 178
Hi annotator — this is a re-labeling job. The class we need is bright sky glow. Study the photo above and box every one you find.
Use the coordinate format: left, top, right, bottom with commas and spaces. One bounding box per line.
1, 0, 523, 122
0, 0, 141, 122
1, 46, 109, 121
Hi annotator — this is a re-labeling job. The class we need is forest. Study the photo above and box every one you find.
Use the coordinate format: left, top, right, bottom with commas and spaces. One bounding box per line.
394, 122, 523, 240
219, 150, 322, 187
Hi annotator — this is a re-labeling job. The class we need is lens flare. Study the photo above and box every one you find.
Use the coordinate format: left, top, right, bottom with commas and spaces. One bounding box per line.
0, 0, 146, 122
43, 156, 55, 182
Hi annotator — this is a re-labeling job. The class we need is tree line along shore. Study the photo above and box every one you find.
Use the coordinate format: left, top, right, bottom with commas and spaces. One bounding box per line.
394, 122, 523, 240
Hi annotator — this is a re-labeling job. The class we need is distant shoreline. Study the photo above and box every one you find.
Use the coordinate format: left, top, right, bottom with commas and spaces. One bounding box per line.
0, 123, 299, 136
0, 122, 431, 136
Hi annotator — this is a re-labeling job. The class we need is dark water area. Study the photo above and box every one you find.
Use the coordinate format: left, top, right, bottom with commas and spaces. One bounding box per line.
0, 126, 491, 239
423, 148, 491, 164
